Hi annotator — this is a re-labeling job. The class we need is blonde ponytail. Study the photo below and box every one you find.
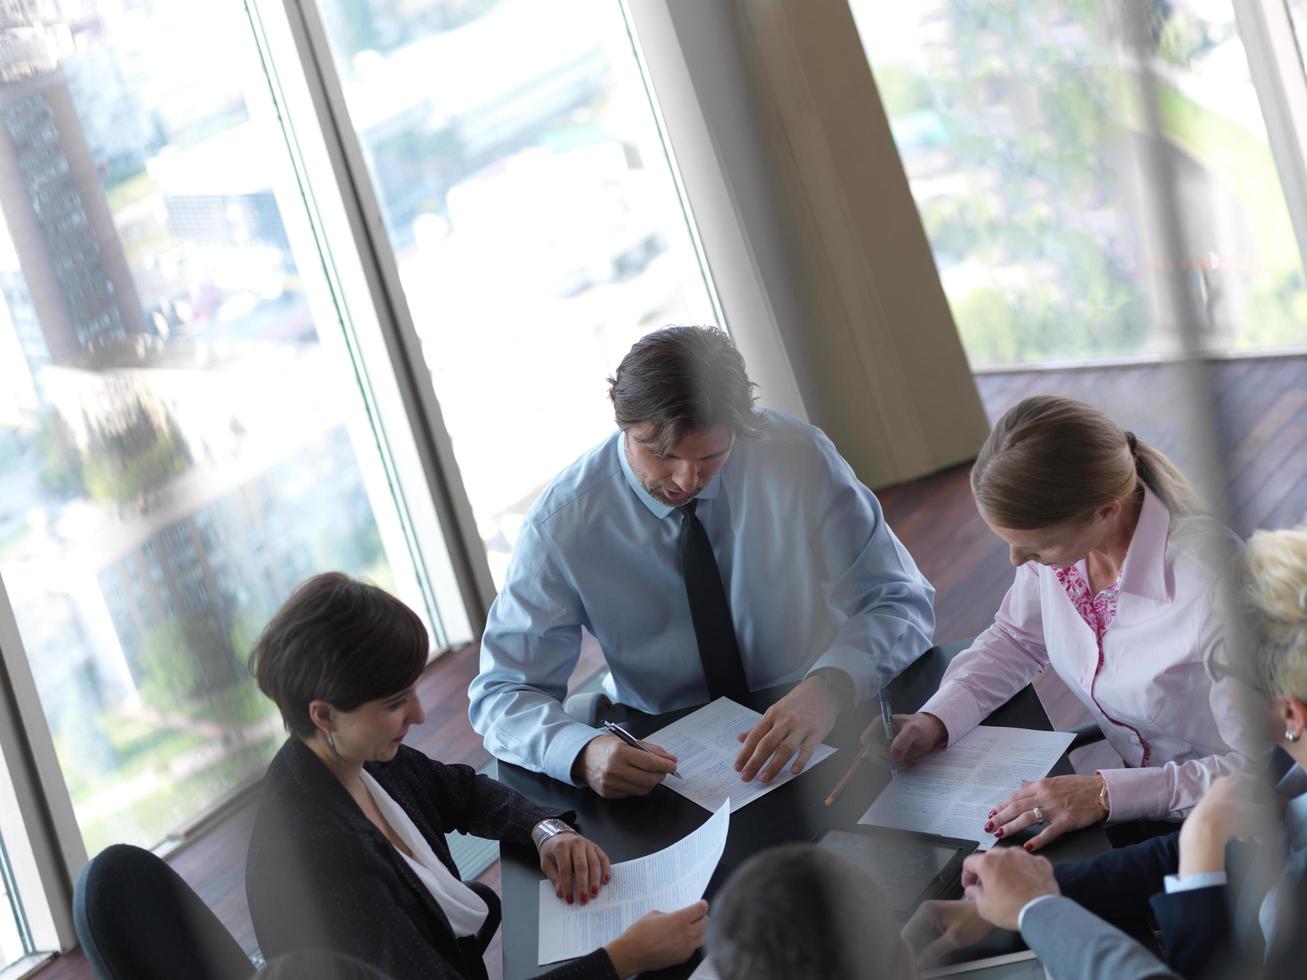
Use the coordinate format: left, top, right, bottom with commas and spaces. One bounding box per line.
972, 395, 1203, 529
1131, 438, 1202, 518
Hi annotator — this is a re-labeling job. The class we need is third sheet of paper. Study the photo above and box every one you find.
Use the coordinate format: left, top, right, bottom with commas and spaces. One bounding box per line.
859, 725, 1074, 848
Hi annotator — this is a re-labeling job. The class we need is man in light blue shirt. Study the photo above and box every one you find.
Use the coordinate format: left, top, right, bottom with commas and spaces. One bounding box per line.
468, 326, 935, 797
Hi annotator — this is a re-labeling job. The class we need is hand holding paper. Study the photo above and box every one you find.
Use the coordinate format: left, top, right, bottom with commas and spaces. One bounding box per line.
986, 772, 1108, 851
648, 698, 836, 813
538, 799, 729, 965
733, 675, 842, 782
859, 726, 1074, 847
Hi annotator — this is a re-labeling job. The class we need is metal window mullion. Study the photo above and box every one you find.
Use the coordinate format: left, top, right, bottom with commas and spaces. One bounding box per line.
0, 578, 84, 951
1233, 0, 1307, 283
617, 0, 729, 341
268, 0, 497, 628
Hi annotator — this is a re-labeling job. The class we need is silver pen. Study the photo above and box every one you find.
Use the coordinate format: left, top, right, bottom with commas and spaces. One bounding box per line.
603, 721, 683, 779
879, 688, 898, 779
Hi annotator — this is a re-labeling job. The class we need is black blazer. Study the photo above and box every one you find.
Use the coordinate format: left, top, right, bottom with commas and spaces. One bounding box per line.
245, 738, 618, 980
1055, 830, 1301, 979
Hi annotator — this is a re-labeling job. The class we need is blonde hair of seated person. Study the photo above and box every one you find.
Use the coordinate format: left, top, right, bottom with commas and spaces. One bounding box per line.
1242, 524, 1307, 701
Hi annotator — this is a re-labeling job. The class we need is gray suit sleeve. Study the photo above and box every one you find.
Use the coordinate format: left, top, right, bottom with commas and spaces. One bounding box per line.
1020, 896, 1180, 980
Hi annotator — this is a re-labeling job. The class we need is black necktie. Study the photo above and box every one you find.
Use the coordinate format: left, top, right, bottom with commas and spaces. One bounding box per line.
678, 499, 749, 702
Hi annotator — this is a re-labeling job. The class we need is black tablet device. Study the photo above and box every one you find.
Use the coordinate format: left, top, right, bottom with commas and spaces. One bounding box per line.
814, 826, 976, 918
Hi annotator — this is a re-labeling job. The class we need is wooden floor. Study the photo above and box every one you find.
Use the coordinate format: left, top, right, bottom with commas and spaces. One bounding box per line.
40, 355, 1307, 980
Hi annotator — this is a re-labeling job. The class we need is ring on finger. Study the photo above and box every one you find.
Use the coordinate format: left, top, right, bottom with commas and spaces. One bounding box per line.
1032, 806, 1044, 824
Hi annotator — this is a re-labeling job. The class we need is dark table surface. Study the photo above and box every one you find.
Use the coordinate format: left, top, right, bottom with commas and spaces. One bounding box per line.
495, 643, 1113, 979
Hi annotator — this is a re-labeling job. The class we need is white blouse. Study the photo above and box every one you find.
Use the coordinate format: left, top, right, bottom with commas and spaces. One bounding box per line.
361, 771, 489, 938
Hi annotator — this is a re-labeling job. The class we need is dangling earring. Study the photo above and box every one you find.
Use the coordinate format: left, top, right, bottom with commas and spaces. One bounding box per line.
1286, 729, 1301, 743
326, 731, 337, 751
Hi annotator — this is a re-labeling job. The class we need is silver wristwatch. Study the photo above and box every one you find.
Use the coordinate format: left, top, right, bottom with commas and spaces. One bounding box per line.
531, 818, 576, 850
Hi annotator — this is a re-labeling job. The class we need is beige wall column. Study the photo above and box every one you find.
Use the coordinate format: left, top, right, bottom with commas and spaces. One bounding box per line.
631, 0, 989, 487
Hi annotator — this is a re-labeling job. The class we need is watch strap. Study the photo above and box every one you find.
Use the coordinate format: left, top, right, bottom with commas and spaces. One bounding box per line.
531, 818, 575, 849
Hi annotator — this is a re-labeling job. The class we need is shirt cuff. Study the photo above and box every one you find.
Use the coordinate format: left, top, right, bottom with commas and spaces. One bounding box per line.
918, 687, 983, 748
1017, 893, 1060, 931
1163, 870, 1228, 894
808, 645, 878, 704
1098, 767, 1165, 824
542, 723, 608, 786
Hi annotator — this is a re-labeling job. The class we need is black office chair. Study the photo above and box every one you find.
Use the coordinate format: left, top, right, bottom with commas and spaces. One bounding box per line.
255, 950, 396, 979
1068, 722, 1107, 751
74, 843, 256, 980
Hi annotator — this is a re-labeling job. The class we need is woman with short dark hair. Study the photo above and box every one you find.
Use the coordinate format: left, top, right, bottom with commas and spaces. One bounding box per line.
245, 573, 705, 980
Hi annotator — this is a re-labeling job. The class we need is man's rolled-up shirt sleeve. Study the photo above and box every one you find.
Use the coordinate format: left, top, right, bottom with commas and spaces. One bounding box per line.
917, 564, 1050, 745
802, 433, 936, 704
468, 521, 602, 783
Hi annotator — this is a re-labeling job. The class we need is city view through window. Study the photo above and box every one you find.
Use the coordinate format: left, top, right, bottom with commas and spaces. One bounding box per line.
0, 0, 438, 861
3, 1, 1301, 952
852, 0, 1307, 368
316, 0, 720, 585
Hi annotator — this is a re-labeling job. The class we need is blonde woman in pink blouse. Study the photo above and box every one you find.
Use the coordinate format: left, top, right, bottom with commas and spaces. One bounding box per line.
881, 396, 1252, 851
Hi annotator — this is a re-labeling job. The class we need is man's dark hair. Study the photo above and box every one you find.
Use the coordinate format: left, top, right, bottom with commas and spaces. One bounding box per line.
608, 325, 765, 455
708, 844, 907, 980
248, 573, 428, 738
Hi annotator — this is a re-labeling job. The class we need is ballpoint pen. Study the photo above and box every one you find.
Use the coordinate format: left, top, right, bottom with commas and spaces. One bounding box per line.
826, 689, 899, 807
879, 687, 899, 779
602, 721, 684, 779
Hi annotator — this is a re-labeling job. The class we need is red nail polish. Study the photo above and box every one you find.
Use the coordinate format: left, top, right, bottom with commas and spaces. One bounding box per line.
567, 897, 573, 904
591, 887, 598, 897
1024, 843, 1034, 852
995, 828, 1004, 838
984, 822, 993, 832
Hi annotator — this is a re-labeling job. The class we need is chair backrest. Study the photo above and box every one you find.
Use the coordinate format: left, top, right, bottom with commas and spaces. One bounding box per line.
74, 843, 255, 980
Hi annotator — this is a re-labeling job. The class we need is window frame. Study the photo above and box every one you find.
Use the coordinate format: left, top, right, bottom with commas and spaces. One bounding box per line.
0, 0, 749, 951
1233, 0, 1307, 285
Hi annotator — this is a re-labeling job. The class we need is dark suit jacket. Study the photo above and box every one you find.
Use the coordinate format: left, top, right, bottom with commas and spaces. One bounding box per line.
1054, 829, 1299, 979
246, 737, 618, 980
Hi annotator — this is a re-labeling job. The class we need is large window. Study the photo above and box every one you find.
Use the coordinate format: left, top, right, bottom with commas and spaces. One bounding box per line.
314, 0, 719, 584
0, 0, 459, 877
851, 0, 1307, 368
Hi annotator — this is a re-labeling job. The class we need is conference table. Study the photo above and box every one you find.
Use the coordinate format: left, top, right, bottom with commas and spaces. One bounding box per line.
496, 641, 1114, 979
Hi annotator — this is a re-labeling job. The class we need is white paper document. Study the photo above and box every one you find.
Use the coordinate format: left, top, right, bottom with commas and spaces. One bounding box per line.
537, 799, 729, 965
858, 726, 1074, 848
688, 957, 721, 979
646, 697, 837, 813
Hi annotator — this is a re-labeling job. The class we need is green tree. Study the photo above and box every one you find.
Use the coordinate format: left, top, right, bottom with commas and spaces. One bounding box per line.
37, 410, 85, 496
81, 398, 192, 505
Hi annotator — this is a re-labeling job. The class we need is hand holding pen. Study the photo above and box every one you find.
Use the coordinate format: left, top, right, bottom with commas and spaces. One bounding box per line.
574, 724, 681, 798
603, 721, 683, 779
825, 689, 898, 806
